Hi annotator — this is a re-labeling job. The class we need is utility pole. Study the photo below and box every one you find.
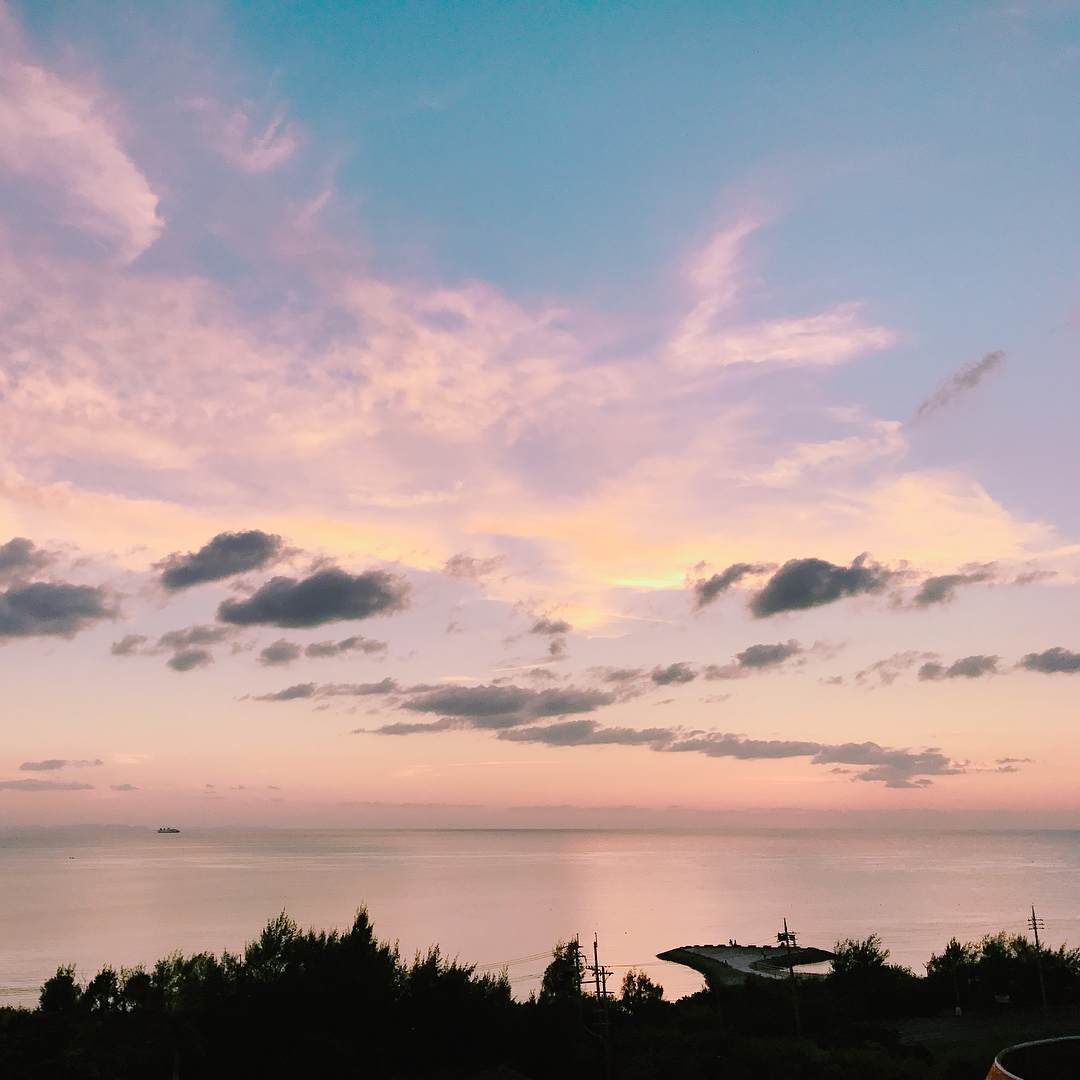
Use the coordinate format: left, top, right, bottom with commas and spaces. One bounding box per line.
585, 934, 613, 1080
777, 918, 802, 1038
1028, 906, 1048, 1020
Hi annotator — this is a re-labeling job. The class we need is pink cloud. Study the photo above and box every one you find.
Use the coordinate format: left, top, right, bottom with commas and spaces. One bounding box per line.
0, 14, 162, 262
187, 98, 300, 174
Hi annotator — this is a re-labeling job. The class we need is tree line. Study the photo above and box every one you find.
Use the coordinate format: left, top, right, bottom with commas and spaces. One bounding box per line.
2, 912, 1079, 1079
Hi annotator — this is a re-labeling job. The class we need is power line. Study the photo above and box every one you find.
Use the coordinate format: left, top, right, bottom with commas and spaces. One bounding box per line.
474, 951, 552, 971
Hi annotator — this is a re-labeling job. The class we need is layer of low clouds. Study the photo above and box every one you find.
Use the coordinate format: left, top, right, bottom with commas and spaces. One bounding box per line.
912, 351, 1005, 422
218, 569, 409, 628
499, 723, 957, 787
350, 678, 963, 787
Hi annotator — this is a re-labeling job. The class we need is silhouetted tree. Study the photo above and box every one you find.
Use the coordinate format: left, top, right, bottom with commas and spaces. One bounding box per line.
539, 938, 583, 1006
619, 968, 664, 1020
39, 963, 80, 1015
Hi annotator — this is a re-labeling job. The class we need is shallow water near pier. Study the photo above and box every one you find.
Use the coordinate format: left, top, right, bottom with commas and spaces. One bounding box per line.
2, 827, 1079, 1007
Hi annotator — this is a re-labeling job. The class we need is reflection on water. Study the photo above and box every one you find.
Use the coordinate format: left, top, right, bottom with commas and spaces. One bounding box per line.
2, 827, 1079, 1007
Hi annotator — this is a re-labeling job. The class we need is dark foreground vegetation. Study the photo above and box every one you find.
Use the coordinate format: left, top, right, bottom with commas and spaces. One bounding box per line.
3, 913, 1080, 1079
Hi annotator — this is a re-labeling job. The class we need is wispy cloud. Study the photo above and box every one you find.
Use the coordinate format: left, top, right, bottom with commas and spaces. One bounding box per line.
186, 98, 300, 174
912, 351, 1005, 422
0, 14, 161, 261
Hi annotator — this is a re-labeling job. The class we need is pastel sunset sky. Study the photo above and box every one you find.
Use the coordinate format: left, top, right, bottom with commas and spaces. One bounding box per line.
2, 0, 1079, 826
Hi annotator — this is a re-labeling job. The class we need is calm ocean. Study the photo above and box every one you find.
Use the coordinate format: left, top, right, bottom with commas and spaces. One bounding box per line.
2, 827, 1079, 1008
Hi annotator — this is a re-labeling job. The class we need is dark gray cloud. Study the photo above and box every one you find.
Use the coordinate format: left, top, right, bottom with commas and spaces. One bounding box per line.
259, 639, 303, 666
19, 759, 65, 771
396, 683, 614, 729
20, 759, 102, 771
254, 678, 401, 702
110, 784, 138, 791
0, 582, 114, 638
443, 553, 506, 581
218, 568, 409, 628
492, 722, 961, 788
751, 555, 893, 618
1013, 570, 1056, 586
304, 635, 387, 658
0, 537, 55, 582
0, 779, 94, 791
693, 563, 771, 608
650, 663, 696, 685
703, 640, 805, 680
372, 717, 455, 736
155, 624, 233, 672
531, 618, 571, 636
402, 684, 533, 719
158, 625, 231, 650
159, 530, 283, 590
318, 678, 399, 697
1020, 647, 1080, 674
255, 682, 317, 701
912, 568, 992, 607
111, 633, 148, 656
913, 350, 1005, 422
919, 655, 999, 681
808, 742, 960, 788
601, 668, 643, 682
168, 648, 212, 672
736, 640, 802, 668
499, 719, 673, 747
